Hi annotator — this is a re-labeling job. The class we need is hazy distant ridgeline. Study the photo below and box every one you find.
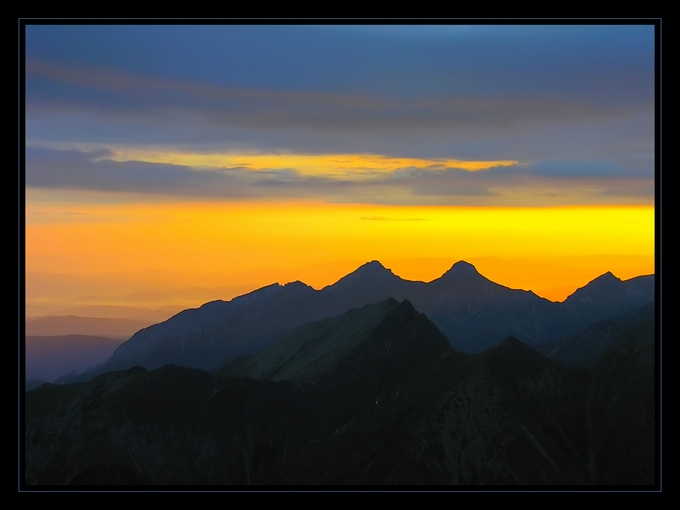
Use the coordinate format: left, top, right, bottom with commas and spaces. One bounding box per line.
26, 335, 125, 384
25, 315, 152, 339
24, 316, 152, 385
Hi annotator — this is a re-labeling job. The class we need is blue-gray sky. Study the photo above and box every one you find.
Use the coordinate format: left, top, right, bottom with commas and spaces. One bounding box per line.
24, 23, 655, 206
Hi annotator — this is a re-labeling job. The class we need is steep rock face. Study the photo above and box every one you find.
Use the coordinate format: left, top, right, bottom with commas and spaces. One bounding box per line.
349, 336, 590, 485
218, 299, 402, 381
25, 300, 454, 486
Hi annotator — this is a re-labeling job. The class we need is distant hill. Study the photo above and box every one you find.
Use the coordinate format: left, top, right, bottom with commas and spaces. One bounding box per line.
25, 315, 152, 339
26, 335, 125, 383
51, 305, 181, 323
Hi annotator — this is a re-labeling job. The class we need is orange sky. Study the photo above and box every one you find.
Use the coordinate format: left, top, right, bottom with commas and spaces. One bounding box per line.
24, 25, 656, 322
25, 195, 654, 317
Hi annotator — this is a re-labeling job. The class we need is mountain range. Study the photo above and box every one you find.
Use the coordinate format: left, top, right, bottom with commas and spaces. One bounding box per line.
58, 261, 654, 383
24, 295, 656, 486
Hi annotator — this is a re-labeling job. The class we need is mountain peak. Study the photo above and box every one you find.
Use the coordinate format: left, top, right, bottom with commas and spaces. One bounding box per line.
323, 260, 399, 292
490, 335, 537, 358
283, 280, 311, 289
564, 270, 625, 305
581, 271, 623, 290
450, 260, 479, 273
343, 260, 394, 279
360, 260, 389, 272
500, 335, 524, 347
440, 260, 482, 279
397, 299, 416, 313
597, 271, 619, 281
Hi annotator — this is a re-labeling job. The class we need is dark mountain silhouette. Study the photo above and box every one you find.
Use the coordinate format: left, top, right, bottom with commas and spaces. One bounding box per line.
323, 260, 401, 291
58, 261, 654, 383
24, 299, 655, 486
559, 273, 655, 334
586, 319, 655, 484
412, 261, 558, 351
535, 302, 654, 367
97, 281, 320, 373
217, 299, 415, 381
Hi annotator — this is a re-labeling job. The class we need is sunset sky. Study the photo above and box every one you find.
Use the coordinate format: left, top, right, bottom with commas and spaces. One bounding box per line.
23, 24, 656, 319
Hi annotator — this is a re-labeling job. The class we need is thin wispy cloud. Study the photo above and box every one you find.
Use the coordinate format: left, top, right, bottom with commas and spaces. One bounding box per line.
25, 147, 653, 206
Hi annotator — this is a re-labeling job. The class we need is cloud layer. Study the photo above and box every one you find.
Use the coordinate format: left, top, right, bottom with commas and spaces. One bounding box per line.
24, 24, 655, 205
25, 147, 652, 206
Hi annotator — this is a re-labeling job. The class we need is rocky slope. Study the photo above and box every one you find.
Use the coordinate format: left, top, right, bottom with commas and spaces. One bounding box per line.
24, 299, 656, 486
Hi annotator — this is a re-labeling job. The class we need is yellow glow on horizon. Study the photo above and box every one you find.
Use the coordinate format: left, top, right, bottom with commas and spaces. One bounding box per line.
26, 197, 652, 267
103, 149, 518, 176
